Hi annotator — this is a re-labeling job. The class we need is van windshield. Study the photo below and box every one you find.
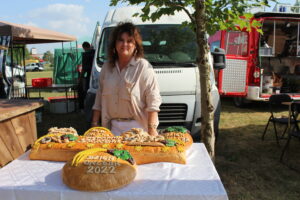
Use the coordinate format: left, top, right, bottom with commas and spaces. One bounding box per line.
97, 24, 197, 67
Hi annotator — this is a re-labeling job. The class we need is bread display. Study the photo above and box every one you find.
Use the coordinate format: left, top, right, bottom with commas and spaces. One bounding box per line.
62, 148, 136, 191
30, 126, 190, 164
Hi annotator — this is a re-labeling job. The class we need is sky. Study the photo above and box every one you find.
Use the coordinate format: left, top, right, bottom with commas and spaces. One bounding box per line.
0, 0, 294, 55
0, 0, 128, 54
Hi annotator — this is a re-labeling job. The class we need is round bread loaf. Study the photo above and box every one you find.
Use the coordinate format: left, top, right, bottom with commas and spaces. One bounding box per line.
62, 148, 136, 191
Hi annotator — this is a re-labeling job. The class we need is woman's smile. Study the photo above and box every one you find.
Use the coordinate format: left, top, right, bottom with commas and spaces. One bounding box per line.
116, 32, 136, 58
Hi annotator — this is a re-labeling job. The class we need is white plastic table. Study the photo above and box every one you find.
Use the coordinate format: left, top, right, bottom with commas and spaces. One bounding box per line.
0, 143, 228, 200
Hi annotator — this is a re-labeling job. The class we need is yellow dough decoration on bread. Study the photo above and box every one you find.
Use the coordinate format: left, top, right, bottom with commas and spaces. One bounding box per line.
83, 127, 114, 137
62, 148, 136, 192
71, 148, 107, 166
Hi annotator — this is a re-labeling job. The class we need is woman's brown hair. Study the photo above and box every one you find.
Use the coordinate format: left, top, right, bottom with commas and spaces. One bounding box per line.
108, 22, 144, 65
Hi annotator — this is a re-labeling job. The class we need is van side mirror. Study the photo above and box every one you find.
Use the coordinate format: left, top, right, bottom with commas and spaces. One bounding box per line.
211, 48, 226, 70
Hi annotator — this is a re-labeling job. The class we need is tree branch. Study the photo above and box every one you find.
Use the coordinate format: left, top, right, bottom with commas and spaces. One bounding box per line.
177, 0, 195, 24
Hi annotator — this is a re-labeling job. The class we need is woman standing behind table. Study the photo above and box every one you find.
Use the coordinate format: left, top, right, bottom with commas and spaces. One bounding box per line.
91, 22, 162, 136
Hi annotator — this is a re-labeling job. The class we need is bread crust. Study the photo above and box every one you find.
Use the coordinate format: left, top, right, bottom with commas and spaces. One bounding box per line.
162, 132, 193, 149
30, 126, 190, 165
30, 141, 186, 164
62, 152, 136, 191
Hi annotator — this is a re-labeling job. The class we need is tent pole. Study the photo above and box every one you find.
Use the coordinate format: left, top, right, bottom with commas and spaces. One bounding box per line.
70, 41, 76, 111
22, 45, 27, 98
62, 42, 66, 86
75, 40, 78, 63
70, 42, 74, 86
75, 40, 78, 110
10, 36, 14, 99
62, 41, 68, 112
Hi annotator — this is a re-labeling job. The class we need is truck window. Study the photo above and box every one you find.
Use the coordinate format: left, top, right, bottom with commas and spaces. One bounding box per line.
139, 25, 197, 65
97, 28, 112, 64
261, 19, 300, 57
224, 31, 248, 56
97, 24, 197, 67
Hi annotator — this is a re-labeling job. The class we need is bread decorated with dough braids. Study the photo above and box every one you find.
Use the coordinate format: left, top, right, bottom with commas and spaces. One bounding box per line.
62, 148, 136, 191
30, 127, 187, 165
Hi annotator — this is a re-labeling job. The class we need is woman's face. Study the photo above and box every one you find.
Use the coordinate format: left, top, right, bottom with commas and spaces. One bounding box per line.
115, 32, 136, 59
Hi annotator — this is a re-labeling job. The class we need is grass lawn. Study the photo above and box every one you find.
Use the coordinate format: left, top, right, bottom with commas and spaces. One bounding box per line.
26, 70, 75, 99
216, 99, 300, 200
26, 70, 300, 199
26, 70, 53, 85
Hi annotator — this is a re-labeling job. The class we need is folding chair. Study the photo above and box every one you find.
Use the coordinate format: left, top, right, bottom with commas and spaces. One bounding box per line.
262, 94, 295, 146
280, 102, 300, 161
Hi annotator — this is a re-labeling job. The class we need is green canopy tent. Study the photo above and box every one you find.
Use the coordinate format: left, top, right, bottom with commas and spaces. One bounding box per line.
53, 48, 84, 84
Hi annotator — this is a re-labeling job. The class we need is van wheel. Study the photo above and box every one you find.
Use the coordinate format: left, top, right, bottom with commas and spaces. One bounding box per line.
233, 97, 249, 107
33, 68, 39, 71
214, 101, 221, 140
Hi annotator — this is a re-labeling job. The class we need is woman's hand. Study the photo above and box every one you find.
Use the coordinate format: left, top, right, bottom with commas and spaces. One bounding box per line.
148, 127, 158, 136
91, 122, 99, 127
91, 110, 101, 128
147, 111, 159, 136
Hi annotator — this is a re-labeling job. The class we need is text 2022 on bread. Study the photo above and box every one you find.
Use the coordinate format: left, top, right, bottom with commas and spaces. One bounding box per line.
62, 148, 137, 191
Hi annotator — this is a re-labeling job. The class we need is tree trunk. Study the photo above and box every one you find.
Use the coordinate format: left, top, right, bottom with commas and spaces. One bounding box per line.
195, 0, 215, 160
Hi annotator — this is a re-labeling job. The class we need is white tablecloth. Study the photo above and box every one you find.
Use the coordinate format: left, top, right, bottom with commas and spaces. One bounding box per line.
0, 143, 228, 200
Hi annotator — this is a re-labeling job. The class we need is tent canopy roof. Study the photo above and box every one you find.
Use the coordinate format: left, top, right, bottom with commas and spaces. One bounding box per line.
0, 20, 76, 44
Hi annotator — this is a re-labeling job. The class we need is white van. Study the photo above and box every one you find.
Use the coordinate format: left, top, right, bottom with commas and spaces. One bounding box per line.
86, 6, 221, 138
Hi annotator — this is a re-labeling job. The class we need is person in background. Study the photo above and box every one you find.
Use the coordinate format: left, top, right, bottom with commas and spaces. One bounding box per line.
91, 22, 161, 136
78, 41, 95, 110
82, 42, 95, 88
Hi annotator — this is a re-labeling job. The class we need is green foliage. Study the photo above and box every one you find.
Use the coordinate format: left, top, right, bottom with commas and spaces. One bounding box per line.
7, 45, 32, 65
43, 51, 54, 65
24, 46, 31, 59
110, 0, 275, 35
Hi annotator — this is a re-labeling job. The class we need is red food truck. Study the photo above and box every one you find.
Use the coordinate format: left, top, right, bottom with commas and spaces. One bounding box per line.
209, 4, 300, 106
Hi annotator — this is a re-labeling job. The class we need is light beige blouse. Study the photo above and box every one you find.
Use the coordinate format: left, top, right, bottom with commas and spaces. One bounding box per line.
92, 57, 162, 131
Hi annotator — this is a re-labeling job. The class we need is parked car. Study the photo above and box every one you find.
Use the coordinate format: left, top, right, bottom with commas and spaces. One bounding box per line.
25, 63, 44, 71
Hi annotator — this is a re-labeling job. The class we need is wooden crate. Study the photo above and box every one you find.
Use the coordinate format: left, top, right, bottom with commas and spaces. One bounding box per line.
0, 100, 43, 167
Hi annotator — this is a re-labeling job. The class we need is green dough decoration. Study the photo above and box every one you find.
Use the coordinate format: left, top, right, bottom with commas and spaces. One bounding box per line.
62, 134, 78, 141
108, 149, 134, 164
164, 126, 188, 133
165, 139, 177, 147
